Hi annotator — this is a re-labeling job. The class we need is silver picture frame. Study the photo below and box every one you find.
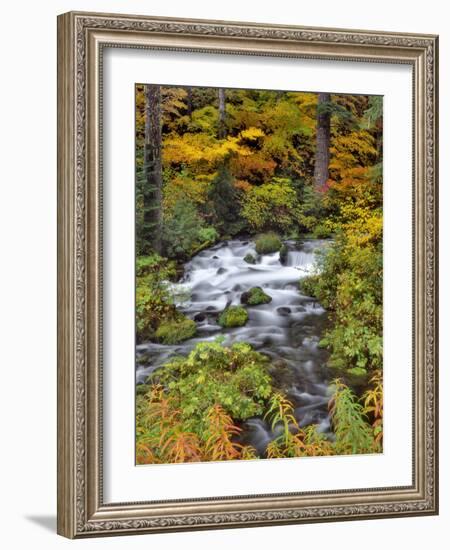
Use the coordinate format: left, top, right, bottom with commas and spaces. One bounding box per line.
57, 11, 439, 538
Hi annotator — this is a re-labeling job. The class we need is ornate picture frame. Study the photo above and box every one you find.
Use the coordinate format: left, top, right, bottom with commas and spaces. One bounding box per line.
57, 11, 438, 538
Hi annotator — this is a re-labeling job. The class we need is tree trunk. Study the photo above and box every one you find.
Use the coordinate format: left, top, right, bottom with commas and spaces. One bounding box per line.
218, 88, 226, 139
314, 92, 331, 191
143, 84, 163, 254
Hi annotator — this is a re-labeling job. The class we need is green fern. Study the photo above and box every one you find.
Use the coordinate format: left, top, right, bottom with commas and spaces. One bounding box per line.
329, 379, 375, 454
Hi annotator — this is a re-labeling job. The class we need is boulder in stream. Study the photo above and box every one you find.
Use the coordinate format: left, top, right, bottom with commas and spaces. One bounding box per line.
279, 244, 289, 265
277, 306, 292, 316
218, 306, 249, 328
243, 253, 257, 264
241, 286, 272, 306
255, 232, 282, 254
193, 312, 207, 322
155, 317, 196, 344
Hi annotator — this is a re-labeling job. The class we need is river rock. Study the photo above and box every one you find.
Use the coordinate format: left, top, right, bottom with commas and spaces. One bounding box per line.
273, 358, 289, 370
241, 286, 272, 306
218, 306, 249, 328
194, 312, 206, 322
277, 306, 292, 316
279, 244, 289, 265
243, 253, 257, 264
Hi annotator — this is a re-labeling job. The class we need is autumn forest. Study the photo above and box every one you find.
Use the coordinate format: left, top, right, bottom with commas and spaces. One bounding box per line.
135, 84, 383, 464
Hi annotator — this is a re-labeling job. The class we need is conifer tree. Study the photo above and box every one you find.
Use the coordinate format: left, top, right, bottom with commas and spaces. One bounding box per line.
143, 84, 163, 254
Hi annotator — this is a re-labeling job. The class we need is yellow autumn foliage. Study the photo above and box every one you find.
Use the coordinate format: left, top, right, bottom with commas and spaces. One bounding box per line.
163, 174, 213, 212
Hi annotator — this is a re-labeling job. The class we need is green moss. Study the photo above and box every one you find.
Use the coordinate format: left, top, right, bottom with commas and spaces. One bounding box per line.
279, 244, 288, 265
255, 233, 282, 254
243, 253, 257, 264
347, 367, 368, 377
218, 306, 249, 328
155, 317, 197, 344
241, 286, 272, 306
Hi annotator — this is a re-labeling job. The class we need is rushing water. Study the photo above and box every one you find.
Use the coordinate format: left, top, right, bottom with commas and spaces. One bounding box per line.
136, 238, 332, 456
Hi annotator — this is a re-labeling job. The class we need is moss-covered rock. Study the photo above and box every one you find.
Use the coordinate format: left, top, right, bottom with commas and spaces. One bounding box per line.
255, 233, 282, 254
243, 253, 257, 264
241, 286, 272, 306
279, 244, 288, 265
155, 317, 196, 344
218, 306, 249, 328
347, 367, 368, 377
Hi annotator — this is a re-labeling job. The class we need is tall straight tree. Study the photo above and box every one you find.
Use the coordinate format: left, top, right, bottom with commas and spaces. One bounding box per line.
314, 92, 331, 190
212, 87, 240, 234
218, 88, 226, 139
143, 84, 163, 254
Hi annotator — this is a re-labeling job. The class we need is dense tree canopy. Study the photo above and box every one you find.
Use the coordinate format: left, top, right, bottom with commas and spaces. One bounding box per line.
136, 84, 382, 257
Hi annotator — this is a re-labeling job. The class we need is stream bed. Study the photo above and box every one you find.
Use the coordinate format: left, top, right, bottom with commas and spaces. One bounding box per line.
136, 238, 333, 456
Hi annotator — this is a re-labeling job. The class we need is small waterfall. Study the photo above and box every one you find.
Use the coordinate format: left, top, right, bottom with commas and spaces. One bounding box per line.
284, 239, 327, 271
286, 249, 314, 269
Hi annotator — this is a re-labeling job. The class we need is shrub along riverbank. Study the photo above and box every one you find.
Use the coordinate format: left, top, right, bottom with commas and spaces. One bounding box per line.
136, 340, 383, 464
301, 203, 383, 378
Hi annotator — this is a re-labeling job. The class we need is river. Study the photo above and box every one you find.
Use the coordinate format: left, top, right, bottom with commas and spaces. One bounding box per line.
136, 238, 333, 456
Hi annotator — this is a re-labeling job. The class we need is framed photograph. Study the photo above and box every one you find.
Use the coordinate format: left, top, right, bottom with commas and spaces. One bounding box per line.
57, 11, 439, 538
